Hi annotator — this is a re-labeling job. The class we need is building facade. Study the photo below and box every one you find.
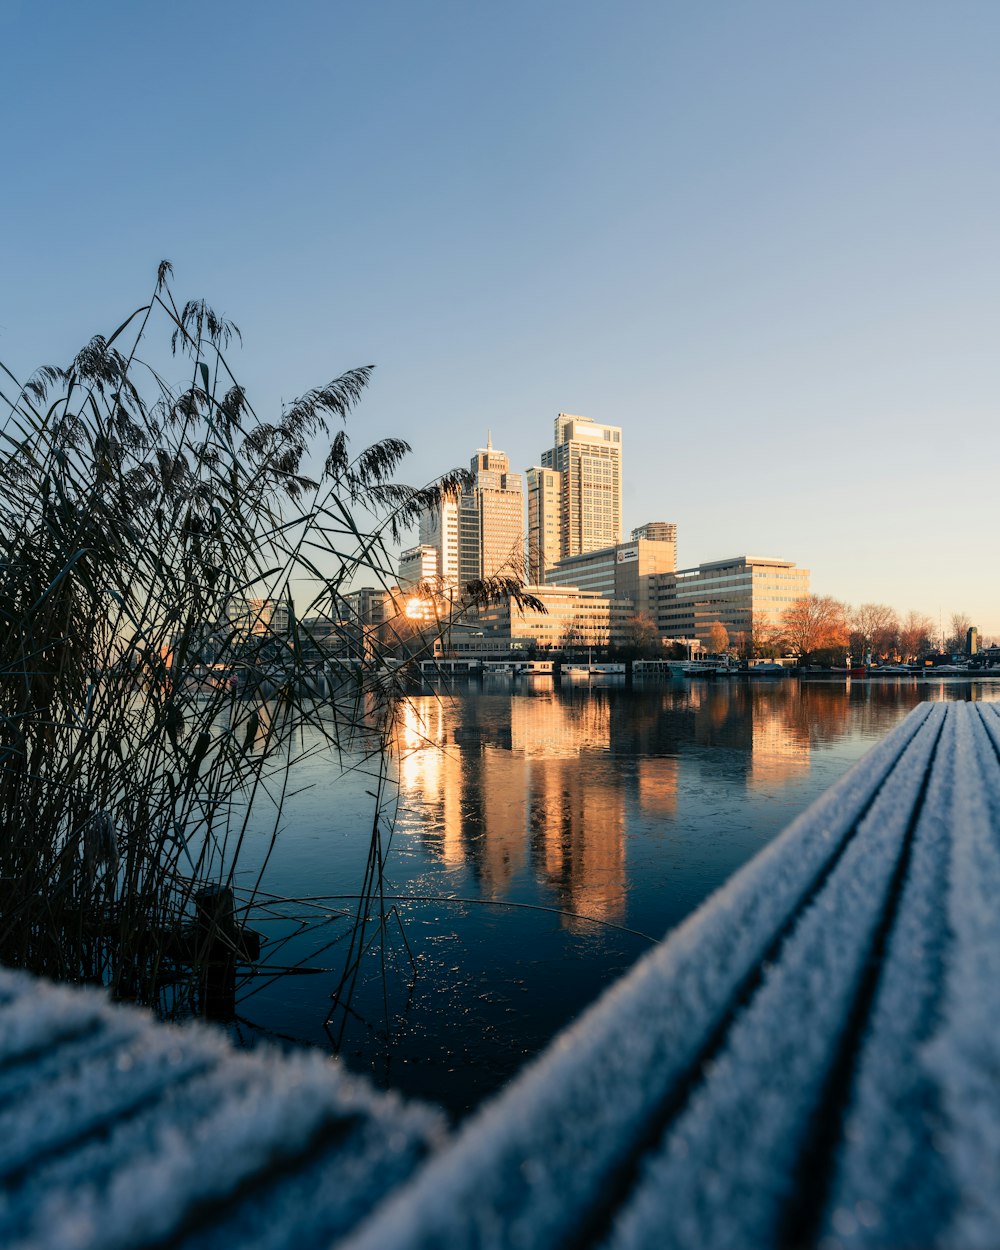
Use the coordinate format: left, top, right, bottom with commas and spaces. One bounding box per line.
526, 465, 561, 584
632, 521, 677, 546
545, 530, 677, 619
397, 544, 439, 591
530, 414, 623, 577
225, 596, 290, 639
651, 556, 809, 645
463, 440, 524, 581
475, 584, 633, 652
417, 496, 459, 585
413, 438, 524, 590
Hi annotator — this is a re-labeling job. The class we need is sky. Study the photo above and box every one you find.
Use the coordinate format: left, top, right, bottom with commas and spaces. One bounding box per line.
2, 1, 998, 635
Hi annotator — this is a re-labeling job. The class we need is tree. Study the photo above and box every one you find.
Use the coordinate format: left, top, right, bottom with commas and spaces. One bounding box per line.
749, 610, 782, 659
560, 617, 586, 654
899, 611, 935, 662
705, 621, 730, 656
620, 612, 662, 658
945, 612, 972, 656
781, 595, 848, 664
848, 603, 899, 662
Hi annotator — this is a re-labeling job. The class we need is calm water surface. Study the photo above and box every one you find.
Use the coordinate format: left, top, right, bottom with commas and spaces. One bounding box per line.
231, 675, 999, 1117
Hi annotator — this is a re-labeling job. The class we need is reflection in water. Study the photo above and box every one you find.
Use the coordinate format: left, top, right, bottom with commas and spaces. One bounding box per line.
393, 681, 839, 931
240, 676, 1000, 1118
528, 751, 626, 927
636, 757, 680, 818
393, 678, 994, 940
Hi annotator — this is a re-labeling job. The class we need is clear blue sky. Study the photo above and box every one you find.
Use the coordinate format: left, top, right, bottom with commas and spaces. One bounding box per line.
3, 1, 998, 635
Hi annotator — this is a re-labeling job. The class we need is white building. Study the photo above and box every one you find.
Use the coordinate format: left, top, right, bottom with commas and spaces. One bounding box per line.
398, 544, 439, 591
418, 496, 459, 585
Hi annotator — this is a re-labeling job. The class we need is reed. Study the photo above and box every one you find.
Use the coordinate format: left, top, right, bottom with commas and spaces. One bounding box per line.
0, 262, 519, 1013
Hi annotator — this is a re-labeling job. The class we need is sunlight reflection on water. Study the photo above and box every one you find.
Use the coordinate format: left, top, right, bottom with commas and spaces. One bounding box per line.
232, 675, 1000, 1117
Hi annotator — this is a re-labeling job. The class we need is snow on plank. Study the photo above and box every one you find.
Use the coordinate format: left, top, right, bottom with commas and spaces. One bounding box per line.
920, 703, 1000, 1250
816, 701, 957, 1248
0, 967, 445, 1250
342, 704, 943, 1250
603, 697, 944, 1250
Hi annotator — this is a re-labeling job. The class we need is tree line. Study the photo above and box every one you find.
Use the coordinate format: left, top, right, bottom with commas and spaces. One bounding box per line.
725, 601, 988, 666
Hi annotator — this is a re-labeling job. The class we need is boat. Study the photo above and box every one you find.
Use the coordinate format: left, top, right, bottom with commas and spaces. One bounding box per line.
747, 662, 788, 677
562, 664, 593, 678
525, 660, 554, 676
684, 660, 719, 678
667, 660, 717, 678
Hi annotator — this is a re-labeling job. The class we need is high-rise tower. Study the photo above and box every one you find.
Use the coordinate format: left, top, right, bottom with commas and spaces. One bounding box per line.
528, 413, 622, 581
410, 435, 525, 590
462, 436, 524, 582
526, 465, 561, 584
418, 496, 459, 583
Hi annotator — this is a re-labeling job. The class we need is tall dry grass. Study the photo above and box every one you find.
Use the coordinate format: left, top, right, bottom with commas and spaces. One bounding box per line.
0, 262, 497, 1010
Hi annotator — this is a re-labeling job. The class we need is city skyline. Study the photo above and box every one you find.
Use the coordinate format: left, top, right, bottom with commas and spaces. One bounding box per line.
3, 4, 998, 632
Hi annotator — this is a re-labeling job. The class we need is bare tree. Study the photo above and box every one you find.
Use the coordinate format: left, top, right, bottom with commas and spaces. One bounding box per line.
899, 610, 935, 661
621, 611, 662, 658
849, 602, 899, 662
749, 610, 782, 659
945, 612, 972, 655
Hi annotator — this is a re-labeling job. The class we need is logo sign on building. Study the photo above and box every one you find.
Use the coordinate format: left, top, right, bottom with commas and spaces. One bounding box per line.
616, 546, 639, 564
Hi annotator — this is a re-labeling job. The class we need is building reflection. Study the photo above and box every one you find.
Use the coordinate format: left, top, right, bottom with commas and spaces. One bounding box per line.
527, 753, 626, 928
392, 681, 834, 929
635, 757, 680, 818
396, 691, 628, 926
746, 688, 811, 787
395, 698, 465, 866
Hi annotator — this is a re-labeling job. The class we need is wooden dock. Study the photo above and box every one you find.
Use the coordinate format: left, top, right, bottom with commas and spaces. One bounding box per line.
4, 701, 999, 1249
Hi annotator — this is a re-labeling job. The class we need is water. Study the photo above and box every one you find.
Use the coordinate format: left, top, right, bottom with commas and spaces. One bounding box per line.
229, 675, 999, 1118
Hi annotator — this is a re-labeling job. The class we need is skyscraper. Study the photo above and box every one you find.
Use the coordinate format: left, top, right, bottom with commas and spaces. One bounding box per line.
528, 413, 623, 581
464, 437, 525, 582
526, 465, 561, 584
632, 521, 677, 546
410, 436, 524, 590
418, 496, 459, 584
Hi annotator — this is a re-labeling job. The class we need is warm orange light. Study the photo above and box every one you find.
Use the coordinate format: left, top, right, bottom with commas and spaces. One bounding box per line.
405, 597, 429, 620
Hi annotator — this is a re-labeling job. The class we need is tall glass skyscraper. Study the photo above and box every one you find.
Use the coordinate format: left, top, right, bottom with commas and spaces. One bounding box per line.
528, 413, 623, 582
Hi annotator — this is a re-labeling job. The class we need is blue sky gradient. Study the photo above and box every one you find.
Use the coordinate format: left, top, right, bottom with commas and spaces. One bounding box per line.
3, 2, 998, 633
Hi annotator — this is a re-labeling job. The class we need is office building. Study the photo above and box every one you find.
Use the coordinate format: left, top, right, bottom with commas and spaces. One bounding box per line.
651, 556, 809, 644
475, 584, 633, 652
530, 414, 623, 578
398, 544, 439, 591
225, 596, 289, 639
340, 586, 397, 628
414, 437, 524, 590
465, 438, 525, 581
418, 496, 459, 585
545, 528, 677, 619
526, 465, 561, 584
